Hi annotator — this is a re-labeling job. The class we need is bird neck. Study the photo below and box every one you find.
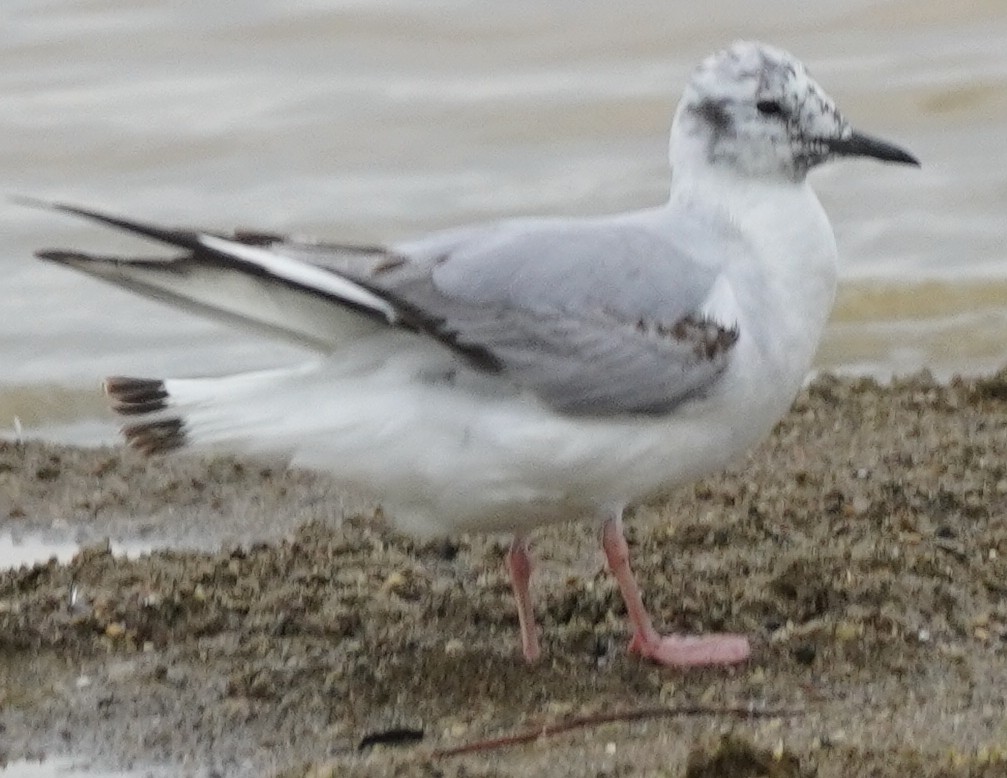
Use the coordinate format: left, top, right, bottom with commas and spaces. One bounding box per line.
667, 107, 816, 231
665, 150, 839, 405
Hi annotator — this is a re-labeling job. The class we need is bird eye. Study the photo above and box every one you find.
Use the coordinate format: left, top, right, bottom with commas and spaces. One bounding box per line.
756, 100, 784, 117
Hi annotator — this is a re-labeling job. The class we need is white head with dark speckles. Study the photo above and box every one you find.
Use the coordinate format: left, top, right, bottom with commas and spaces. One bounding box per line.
670, 41, 918, 184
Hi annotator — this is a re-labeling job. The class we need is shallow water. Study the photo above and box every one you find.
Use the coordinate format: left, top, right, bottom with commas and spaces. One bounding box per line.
0, 530, 153, 571
0, 758, 162, 778
1, 0, 1005, 442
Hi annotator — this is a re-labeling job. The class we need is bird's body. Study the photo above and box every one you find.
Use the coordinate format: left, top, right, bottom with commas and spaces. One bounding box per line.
28, 40, 916, 667
147, 182, 836, 539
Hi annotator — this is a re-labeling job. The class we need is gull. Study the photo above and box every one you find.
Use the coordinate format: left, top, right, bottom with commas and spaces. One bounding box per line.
26, 41, 917, 668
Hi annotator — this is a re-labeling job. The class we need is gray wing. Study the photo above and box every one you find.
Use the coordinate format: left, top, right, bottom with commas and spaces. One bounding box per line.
31, 201, 740, 416
369, 210, 741, 415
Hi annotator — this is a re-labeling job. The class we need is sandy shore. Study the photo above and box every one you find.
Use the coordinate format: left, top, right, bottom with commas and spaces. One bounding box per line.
1, 370, 1006, 777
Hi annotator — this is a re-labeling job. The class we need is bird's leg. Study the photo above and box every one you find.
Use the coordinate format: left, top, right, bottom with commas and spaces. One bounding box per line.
506, 534, 540, 662
601, 509, 750, 667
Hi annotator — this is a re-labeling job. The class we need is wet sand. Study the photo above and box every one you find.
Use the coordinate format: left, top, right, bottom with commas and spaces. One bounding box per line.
1, 370, 1006, 777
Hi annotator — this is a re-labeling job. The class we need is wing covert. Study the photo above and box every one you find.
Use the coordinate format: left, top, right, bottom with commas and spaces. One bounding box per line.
372, 210, 743, 415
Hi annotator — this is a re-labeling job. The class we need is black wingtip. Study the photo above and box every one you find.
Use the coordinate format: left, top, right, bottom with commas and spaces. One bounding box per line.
12, 196, 115, 221
35, 249, 90, 264
10, 194, 56, 210
13, 197, 202, 252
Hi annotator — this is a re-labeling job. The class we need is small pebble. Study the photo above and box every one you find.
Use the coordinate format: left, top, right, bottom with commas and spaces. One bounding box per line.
381, 571, 407, 594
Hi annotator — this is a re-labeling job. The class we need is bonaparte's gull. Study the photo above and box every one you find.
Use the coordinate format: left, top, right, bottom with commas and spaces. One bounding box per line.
27, 40, 918, 667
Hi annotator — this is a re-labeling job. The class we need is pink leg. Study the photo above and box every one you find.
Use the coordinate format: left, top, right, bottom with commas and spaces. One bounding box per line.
506, 535, 541, 662
601, 511, 750, 668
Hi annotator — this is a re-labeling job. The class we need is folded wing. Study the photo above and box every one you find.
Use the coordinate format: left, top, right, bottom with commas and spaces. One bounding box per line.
32, 201, 398, 352
31, 200, 740, 416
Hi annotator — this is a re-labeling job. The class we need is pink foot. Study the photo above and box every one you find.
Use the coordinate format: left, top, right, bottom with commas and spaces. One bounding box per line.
629, 631, 750, 667
506, 535, 541, 662
601, 512, 749, 669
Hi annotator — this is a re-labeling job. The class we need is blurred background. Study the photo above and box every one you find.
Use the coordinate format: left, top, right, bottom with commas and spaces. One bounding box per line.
2, 0, 1005, 444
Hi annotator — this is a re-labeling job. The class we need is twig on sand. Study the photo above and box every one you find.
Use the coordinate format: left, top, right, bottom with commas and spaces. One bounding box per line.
431, 703, 803, 758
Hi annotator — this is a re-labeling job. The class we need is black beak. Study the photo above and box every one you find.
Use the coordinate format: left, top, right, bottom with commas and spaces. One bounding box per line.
826, 130, 919, 166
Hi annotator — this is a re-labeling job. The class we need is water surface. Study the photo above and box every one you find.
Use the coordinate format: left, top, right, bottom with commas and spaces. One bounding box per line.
2, 0, 1005, 442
